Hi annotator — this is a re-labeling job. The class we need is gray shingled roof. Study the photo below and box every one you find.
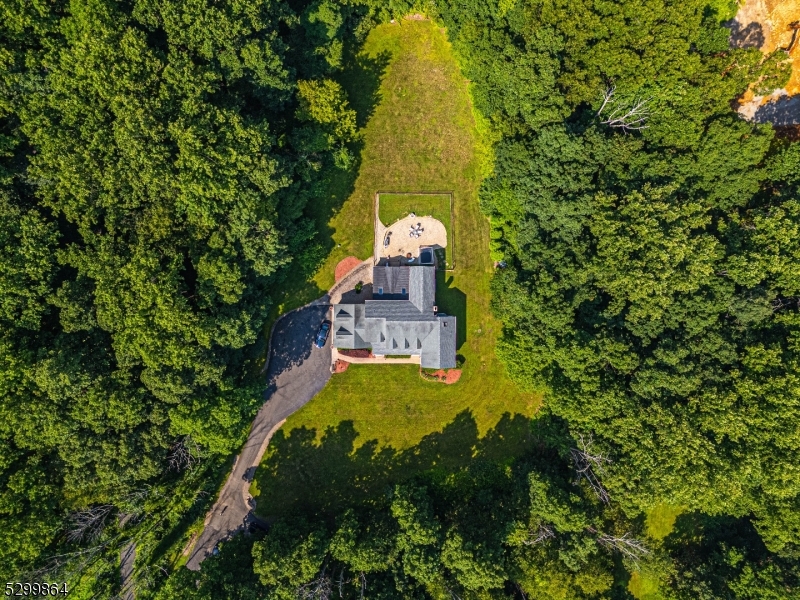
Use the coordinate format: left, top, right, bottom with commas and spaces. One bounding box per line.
409, 265, 436, 313
332, 265, 456, 368
373, 266, 410, 298
364, 300, 436, 321
437, 316, 457, 369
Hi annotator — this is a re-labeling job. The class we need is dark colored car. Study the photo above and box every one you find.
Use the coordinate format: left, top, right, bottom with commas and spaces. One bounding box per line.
314, 320, 331, 348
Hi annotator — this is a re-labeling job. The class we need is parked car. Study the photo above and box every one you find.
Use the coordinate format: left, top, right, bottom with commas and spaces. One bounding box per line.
315, 320, 331, 348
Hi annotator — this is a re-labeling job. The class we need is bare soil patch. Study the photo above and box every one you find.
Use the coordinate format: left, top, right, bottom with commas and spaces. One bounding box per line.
333, 360, 350, 374
181, 532, 198, 557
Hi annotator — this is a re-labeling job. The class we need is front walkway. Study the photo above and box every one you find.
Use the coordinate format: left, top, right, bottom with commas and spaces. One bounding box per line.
332, 347, 421, 365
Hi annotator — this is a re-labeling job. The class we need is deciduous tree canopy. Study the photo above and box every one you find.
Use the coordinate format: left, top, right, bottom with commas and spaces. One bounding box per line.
433, 0, 800, 559
0, 0, 360, 583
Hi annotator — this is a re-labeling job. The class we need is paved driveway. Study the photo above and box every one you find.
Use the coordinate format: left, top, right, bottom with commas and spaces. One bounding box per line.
186, 301, 332, 571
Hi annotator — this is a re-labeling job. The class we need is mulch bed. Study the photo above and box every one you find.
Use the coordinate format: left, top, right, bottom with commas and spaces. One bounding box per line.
335, 256, 362, 282
333, 359, 349, 374
421, 369, 462, 384
338, 349, 373, 358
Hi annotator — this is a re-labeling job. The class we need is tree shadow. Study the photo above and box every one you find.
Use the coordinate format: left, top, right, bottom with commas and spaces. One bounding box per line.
251, 410, 534, 520
726, 20, 765, 49
306, 45, 391, 239
266, 46, 391, 313
436, 272, 466, 350
311, 44, 391, 239
751, 94, 800, 126
339, 283, 373, 304
339, 45, 393, 129
264, 304, 329, 386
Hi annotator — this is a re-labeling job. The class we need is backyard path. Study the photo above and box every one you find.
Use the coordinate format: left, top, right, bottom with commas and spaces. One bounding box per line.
186, 300, 332, 571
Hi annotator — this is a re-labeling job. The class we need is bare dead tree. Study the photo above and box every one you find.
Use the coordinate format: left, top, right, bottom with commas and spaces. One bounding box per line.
572, 434, 612, 474
337, 568, 347, 598
521, 523, 555, 546
515, 583, 529, 600
773, 296, 800, 312
570, 434, 612, 504
18, 543, 107, 586
595, 85, 618, 117
297, 567, 334, 600
596, 86, 652, 132
358, 571, 367, 600
446, 588, 463, 600
297, 577, 333, 600
167, 436, 204, 472
66, 504, 114, 543
595, 531, 650, 566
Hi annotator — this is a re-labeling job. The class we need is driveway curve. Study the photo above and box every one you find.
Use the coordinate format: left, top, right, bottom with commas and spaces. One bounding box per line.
186, 300, 332, 571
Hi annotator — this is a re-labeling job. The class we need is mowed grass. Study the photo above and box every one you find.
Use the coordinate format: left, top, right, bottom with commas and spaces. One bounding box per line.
252, 19, 540, 519
379, 193, 454, 266
310, 19, 482, 292
378, 193, 451, 227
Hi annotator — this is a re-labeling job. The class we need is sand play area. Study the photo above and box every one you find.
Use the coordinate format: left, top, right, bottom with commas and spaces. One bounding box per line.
377, 214, 447, 261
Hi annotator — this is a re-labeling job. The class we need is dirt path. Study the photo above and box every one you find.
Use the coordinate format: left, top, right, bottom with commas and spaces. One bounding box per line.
120, 542, 135, 600
186, 300, 332, 571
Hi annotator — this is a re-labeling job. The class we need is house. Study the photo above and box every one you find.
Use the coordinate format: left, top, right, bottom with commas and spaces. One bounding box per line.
333, 263, 456, 369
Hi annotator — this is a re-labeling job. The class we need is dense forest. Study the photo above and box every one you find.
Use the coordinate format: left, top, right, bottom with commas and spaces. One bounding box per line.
0, 0, 358, 591
1, 0, 799, 598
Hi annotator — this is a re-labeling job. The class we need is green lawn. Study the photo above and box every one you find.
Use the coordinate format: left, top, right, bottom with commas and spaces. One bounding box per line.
378, 192, 454, 267
252, 18, 539, 520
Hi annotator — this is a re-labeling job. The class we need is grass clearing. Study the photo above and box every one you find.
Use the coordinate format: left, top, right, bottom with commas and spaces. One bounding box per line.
252, 19, 540, 520
645, 503, 686, 540
628, 570, 664, 600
